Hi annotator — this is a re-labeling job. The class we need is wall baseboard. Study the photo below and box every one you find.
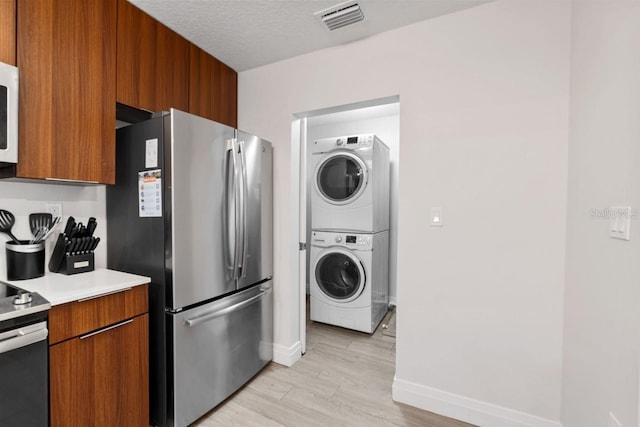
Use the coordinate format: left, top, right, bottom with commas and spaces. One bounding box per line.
392, 377, 561, 427
272, 341, 302, 367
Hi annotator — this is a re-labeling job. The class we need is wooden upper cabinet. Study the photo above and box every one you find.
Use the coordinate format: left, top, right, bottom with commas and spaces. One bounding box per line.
0, 0, 16, 65
117, 0, 189, 113
189, 44, 237, 127
17, 0, 117, 184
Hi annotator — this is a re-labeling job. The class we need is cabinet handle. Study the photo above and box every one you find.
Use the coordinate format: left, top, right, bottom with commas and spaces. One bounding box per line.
77, 287, 132, 302
80, 319, 133, 340
45, 177, 99, 185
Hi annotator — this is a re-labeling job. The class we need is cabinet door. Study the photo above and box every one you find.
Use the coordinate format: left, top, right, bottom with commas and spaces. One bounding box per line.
50, 313, 149, 427
17, 0, 116, 184
155, 22, 190, 111
0, 0, 15, 65
117, 0, 189, 113
189, 44, 237, 127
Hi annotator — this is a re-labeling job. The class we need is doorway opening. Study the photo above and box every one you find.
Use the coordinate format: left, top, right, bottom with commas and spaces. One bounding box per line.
292, 95, 400, 355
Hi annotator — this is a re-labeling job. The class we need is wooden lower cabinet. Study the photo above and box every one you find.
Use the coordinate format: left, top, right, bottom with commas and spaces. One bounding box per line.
49, 286, 149, 427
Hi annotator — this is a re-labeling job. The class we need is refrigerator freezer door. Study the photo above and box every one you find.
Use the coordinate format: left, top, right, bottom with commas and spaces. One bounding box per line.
171, 281, 273, 427
168, 109, 237, 309
235, 131, 273, 290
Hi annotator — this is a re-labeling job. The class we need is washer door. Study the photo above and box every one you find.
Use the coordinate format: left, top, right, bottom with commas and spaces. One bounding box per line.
314, 248, 366, 303
315, 152, 368, 205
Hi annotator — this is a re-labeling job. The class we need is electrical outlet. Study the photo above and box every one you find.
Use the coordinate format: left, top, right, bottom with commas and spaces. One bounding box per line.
46, 203, 62, 218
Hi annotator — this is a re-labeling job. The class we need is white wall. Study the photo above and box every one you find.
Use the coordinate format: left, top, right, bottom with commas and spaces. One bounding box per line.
562, 1, 640, 426
306, 104, 399, 304
238, 0, 570, 425
0, 181, 107, 279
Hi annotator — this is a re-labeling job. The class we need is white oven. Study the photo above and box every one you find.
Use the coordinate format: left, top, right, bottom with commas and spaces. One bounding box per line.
0, 61, 18, 164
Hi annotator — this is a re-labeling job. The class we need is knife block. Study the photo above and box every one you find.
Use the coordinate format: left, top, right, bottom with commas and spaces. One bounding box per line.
48, 234, 95, 275
59, 252, 94, 275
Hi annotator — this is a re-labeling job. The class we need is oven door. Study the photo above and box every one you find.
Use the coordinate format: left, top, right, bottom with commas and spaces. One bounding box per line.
0, 321, 49, 426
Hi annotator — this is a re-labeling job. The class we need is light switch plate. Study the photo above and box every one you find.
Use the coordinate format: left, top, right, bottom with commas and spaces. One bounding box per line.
145, 138, 158, 168
609, 206, 631, 241
430, 207, 443, 227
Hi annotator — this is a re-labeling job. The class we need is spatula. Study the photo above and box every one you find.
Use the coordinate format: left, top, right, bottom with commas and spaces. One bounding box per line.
0, 209, 20, 244
29, 213, 53, 239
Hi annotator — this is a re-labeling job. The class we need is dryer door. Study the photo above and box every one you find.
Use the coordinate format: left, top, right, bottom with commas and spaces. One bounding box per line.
314, 248, 366, 303
315, 152, 368, 205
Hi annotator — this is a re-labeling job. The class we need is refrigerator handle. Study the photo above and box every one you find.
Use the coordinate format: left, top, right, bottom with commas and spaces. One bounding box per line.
224, 138, 239, 278
237, 140, 249, 277
183, 287, 272, 328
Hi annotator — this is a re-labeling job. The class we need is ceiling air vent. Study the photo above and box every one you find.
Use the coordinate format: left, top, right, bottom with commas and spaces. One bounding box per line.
315, 1, 365, 31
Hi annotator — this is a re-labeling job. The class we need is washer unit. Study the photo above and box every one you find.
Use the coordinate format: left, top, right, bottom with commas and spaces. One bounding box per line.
310, 134, 389, 233
310, 230, 389, 334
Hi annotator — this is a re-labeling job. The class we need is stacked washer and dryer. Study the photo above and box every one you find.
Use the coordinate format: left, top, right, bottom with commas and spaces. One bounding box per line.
309, 134, 390, 334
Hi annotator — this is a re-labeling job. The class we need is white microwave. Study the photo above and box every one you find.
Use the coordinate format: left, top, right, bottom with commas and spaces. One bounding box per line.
0, 61, 18, 164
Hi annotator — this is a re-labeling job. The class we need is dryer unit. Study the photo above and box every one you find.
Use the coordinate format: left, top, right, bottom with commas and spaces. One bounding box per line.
310, 230, 389, 334
310, 134, 390, 233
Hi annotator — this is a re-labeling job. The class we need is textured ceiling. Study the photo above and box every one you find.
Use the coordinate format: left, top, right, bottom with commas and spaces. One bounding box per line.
128, 0, 491, 72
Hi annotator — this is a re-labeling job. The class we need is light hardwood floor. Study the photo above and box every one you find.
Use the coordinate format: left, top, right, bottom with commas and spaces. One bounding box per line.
193, 308, 473, 427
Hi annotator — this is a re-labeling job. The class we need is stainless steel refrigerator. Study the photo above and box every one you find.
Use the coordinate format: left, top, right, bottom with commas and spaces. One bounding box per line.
107, 109, 273, 427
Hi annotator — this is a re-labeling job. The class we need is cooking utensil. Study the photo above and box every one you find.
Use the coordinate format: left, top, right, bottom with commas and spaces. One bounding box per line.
84, 236, 93, 252
63, 216, 76, 236
86, 217, 97, 237
0, 209, 20, 244
68, 238, 79, 255
33, 216, 61, 244
78, 237, 88, 253
29, 213, 53, 238
29, 228, 47, 245
91, 237, 100, 251
76, 222, 86, 238
68, 226, 79, 240
29, 215, 61, 244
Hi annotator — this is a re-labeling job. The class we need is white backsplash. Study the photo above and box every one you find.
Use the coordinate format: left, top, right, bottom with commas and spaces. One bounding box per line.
0, 180, 107, 282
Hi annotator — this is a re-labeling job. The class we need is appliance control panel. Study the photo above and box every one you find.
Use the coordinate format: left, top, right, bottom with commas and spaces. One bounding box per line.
311, 231, 373, 250
313, 134, 374, 152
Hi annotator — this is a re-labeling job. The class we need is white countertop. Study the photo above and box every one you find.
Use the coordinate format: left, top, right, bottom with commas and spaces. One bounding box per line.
6, 268, 150, 306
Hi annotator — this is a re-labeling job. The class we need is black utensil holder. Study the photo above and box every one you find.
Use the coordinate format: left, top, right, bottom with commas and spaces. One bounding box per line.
6, 241, 45, 280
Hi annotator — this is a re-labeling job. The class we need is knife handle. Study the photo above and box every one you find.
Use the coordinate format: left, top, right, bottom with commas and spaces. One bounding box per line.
91, 237, 101, 252
64, 216, 75, 236
86, 217, 97, 237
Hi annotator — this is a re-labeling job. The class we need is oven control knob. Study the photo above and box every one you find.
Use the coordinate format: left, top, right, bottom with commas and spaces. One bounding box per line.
335, 236, 342, 243
13, 292, 33, 305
